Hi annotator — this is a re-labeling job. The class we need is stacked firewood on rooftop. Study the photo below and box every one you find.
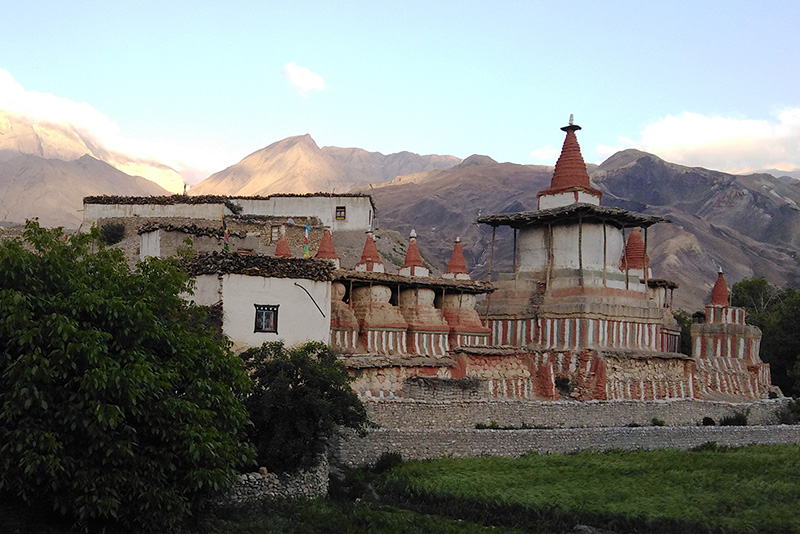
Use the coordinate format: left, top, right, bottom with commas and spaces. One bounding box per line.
183, 251, 335, 282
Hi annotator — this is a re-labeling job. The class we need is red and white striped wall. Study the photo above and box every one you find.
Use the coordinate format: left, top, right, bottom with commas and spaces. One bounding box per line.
363, 328, 408, 355
705, 305, 746, 324
535, 317, 661, 351
450, 332, 490, 349
330, 327, 359, 351
484, 318, 536, 346
606, 378, 690, 401
486, 378, 534, 399
407, 330, 450, 356
693, 333, 760, 362
692, 358, 765, 399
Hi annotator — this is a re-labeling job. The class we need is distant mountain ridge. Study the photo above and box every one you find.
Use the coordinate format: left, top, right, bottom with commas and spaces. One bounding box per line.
189, 134, 460, 196
0, 111, 185, 193
0, 154, 167, 228
362, 148, 800, 311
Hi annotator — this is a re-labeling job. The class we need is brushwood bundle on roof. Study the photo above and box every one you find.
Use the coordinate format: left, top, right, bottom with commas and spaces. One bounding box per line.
183, 252, 335, 281
137, 222, 247, 238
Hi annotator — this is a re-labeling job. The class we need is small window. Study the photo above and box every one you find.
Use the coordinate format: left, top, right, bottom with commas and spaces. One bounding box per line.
254, 304, 279, 333
270, 226, 280, 244
335, 205, 346, 220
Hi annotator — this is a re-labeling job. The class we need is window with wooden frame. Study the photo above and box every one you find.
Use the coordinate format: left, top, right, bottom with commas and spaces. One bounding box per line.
254, 304, 279, 333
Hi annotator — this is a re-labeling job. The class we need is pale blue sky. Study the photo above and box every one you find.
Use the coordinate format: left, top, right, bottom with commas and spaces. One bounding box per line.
2, 1, 799, 182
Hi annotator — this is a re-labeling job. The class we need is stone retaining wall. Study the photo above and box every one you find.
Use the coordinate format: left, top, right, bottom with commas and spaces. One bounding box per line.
335, 425, 800, 467
222, 457, 329, 505
364, 397, 789, 429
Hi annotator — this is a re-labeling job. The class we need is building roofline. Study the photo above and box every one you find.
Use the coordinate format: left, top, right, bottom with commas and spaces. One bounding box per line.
83, 192, 377, 213
183, 251, 334, 281
477, 203, 667, 229
334, 270, 494, 294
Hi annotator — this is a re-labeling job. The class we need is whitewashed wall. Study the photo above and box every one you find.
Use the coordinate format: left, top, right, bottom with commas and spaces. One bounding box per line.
235, 196, 374, 232
191, 273, 331, 352
83, 202, 231, 228
518, 223, 626, 285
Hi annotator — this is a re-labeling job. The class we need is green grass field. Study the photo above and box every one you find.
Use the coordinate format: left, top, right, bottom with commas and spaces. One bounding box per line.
380, 443, 800, 533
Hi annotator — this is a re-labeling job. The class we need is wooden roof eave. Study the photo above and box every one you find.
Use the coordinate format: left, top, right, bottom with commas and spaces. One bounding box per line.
476, 203, 668, 230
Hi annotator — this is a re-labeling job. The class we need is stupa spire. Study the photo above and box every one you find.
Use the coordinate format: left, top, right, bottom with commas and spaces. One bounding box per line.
711, 269, 729, 306
620, 228, 649, 271
354, 231, 385, 273
315, 227, 340, 269
274, 231, 292, 258
537, 116, 602, 209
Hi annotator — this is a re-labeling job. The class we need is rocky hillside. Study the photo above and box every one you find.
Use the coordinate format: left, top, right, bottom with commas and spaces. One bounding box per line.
365, 150, 800, 311
0, 154, 168, 228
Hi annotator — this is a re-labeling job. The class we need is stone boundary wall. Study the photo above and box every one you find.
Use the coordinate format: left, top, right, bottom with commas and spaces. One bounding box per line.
221, 458, 328, 505
335, 425, 800, 467
364, 397, 789, 429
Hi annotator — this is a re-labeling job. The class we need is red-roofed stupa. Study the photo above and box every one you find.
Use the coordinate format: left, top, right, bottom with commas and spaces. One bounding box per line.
620, 228, 650, 272
537, 116, 603, 209
354, 231, 385, 273
443, 237, 470, 280
315, 227, 340, 269
274, 232, 292, 258
710, 270, 729, 306
399, 230, 429, 277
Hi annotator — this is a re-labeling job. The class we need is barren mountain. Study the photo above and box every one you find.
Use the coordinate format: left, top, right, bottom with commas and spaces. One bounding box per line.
365, 149, 800, 311
0, 154, 168, 228
0, 111, 185, 193
189, 135, 365, 196
190, 134, 462, 196
322, 145, 460, 181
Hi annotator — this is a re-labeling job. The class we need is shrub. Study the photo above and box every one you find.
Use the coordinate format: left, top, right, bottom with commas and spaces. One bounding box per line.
373, 452, 404, 474
720, 410, 749, 426
555, 377, 573, 396
776, 397, 800, 425
651, 417, 666, 426
702, 416, 716, 426
241, 341, 369, 473
0, 222, 253, 533
98, 222, 125, 244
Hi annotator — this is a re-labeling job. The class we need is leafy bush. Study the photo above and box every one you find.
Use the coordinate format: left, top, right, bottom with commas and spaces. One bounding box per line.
98, 222, 125, 244
776, 397, 800, 425
701, 417, 716, 426
0, 222, 253, 533
373, 452, 404, 474
651, 417, 666, 426
720, 410, 749, 426
241, 341, 369, 473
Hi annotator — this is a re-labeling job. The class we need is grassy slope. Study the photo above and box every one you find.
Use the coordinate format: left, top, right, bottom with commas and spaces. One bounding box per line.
382, 444, 800, 533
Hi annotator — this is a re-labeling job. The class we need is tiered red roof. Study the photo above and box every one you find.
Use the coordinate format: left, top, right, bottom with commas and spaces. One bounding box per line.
403, 230, 424, 268
315, 228, 338, 260
446, 237, 468, 275
274, 233, 292, 258
537, 119, 602, 199
359, 232, 381, 264
620, 228, 649, 271
711, 270, 729, 306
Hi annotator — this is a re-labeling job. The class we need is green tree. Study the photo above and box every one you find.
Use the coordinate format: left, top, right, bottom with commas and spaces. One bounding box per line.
241, 341, 369, 473
731, 277, 800, 396
0, 222, 253, 533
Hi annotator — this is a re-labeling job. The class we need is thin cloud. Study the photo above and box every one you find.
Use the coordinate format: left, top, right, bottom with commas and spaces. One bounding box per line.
595, 110, 800, 174
0, 69, 224, 187
283, 61, 326, 97
0, 68, 118, 142
530, 144, 559, 163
